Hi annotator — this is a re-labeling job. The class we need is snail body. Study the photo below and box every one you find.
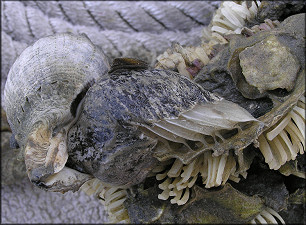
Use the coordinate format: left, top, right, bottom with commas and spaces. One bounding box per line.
67, 59, 259, 187
3, 33, 110, 192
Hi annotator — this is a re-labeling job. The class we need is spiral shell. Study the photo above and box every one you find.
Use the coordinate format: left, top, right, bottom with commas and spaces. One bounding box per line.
3, 33, 110, 192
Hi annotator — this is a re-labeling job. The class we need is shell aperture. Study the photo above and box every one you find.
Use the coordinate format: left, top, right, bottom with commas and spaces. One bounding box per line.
3, 33, 110, 192
67, 65, 260, 188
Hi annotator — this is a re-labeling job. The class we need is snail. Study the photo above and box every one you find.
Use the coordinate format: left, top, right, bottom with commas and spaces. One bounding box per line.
3, 33, 110, 192
67, 57, 262, 188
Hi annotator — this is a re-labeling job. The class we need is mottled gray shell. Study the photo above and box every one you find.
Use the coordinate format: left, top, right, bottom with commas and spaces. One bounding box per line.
67, 68, 258, 187
67, 69, 214, 186
3, 33, 109, 151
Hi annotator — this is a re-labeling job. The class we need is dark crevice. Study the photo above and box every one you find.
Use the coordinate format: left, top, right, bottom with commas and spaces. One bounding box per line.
57, 1, 74, 25
219, 128, 239, 139
24, 7, 35, 38
176, 7, 205, 26
204, 135, 215, 145
82, 1, 105, 30
142, 9, 169, 30
104, 35, 123, 57
254, 0, 261, 8
3, 2, 14, 38
267, 88, 290, 97
116, 11, 139, 32
34, 1, 44, 12
47, 17, 56, 34
70, 80, 95, 117
10, 134, 20, 149
36, 1, 56, 34
52, 80, 95, 137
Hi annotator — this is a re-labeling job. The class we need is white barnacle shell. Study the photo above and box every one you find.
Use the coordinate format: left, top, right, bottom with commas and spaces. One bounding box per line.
3, 33, 110, 192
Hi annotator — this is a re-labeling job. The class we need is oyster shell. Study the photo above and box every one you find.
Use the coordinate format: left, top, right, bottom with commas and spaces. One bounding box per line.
3, 33, 110, 192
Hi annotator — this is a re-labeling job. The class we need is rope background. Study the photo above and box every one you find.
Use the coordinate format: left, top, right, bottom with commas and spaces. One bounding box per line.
1, 1, 219, 223
1, 1, 219, 101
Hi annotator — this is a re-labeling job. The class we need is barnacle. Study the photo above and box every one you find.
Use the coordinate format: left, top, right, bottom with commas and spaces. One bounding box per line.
155, 42, 211, 78
258, 96, 305, 170
240, 19, 280, 36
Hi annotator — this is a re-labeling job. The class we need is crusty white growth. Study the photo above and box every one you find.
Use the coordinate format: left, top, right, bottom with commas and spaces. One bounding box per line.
211, 1, 261, 35
155, 150, 244, 205
81, 178, 130, 223
250, 207, 286, 224
156, 1, 265, 78
258, 96, 305, 170
157, 1, 263, 76
202, 1, 261, 44
155, 42, 211, 78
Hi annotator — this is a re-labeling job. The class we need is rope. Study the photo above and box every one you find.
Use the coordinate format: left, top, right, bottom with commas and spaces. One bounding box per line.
21, 1, 219, 33
1, 1, 219, 101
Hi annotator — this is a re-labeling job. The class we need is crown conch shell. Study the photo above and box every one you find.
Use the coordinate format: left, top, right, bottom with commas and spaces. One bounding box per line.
3, 33, 110, 192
